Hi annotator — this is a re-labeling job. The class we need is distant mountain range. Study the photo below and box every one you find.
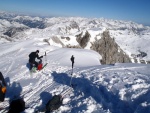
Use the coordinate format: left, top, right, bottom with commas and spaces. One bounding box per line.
0, 11, 150, 64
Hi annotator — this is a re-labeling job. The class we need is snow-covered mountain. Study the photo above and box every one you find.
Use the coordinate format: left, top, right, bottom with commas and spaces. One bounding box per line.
0, 11, 150, 113
0, 11, 150, 64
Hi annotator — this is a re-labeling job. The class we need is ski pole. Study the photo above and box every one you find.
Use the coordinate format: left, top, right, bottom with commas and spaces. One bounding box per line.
45, 51, 47, 63
69, 67, 74, 86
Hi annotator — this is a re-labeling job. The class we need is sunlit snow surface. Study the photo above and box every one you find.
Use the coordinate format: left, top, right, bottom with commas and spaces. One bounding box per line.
0, 39, 150, 113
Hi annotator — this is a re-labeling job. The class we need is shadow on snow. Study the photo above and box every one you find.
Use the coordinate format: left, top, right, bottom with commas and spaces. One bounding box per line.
51, 71, 150, 113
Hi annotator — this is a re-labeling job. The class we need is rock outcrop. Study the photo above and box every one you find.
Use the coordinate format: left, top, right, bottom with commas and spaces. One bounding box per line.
4, 27, 28, 37
76, 31, 90, 48
91, 30, 131, 64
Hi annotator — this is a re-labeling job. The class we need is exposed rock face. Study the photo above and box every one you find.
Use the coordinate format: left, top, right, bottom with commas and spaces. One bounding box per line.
91, 30, 131, 64
15, 20, 46, 29
66, 44, 81, 48
43, 36, 65, 47
3, 27, 28, 37
51, 36, 65, 47
147, 61, 150, 64
61, 36, 70, 41
0, 35, 12, 41
70, 21, 80, 30
76, 31, 90, 48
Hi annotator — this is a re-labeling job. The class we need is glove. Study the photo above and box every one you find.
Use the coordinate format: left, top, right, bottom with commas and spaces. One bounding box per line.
41, 56, 43, 58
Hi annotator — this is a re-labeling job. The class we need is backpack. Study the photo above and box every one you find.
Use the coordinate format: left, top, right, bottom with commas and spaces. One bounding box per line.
8, 98, 25, 113
37, 59, 43, 70
37, 63, 43, 70
46, 95, 63, 112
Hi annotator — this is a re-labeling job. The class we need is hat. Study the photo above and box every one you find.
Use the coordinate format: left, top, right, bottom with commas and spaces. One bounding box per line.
36, 50, 39, 53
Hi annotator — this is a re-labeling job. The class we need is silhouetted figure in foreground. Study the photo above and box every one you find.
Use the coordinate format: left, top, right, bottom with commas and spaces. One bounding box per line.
8, 98, 25, 113
0, 72, 7, 102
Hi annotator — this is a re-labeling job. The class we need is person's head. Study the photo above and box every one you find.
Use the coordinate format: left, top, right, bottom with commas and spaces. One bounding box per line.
72, 55, 74, 57
36, 50, 39, 54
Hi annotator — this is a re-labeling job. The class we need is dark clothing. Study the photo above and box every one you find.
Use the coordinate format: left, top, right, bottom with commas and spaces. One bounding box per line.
29, 52, 42, 63
0, 86, 5, 102
46, 95, 63, 113
8, 98, 25, 113
0, 72, 6, 86
29, 61, 38, 70
0, 72, 6, 102
70, 56, 75, 68
29, 52, 43, 70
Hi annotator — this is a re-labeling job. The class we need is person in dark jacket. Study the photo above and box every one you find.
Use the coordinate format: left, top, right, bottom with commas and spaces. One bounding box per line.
29, 50, 43, 70
0, 82, 6, 102
0, 72, 6, 102
70, 55, 75, 68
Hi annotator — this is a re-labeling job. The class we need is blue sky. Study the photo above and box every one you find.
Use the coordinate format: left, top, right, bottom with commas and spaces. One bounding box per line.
0, 0, 150, 25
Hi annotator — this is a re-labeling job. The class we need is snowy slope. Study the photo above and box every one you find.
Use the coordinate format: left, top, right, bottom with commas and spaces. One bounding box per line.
0, 38, 150, 113
1, 11, 150, 63
0, 11, 150, 113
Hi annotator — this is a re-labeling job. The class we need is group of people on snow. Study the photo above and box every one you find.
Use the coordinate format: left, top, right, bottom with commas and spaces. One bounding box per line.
0, 50, 75, 112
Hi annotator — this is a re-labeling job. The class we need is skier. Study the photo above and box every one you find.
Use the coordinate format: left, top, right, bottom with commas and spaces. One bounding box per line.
0, 72, 7, 102
70, 55, 75, 69
28, 50, 43, 70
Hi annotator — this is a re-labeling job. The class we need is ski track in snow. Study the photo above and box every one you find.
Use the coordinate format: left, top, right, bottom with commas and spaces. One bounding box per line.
1, 62, 150, 113
0, 46, 150, 113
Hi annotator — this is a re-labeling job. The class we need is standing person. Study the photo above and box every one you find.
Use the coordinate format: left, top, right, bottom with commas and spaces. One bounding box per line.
29, 50, 43, 70
70, 55, 75, 69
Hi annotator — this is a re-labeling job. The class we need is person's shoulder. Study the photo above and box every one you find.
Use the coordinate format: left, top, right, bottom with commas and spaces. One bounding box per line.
31, 52, 36, 54
30, 52, 34, 54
